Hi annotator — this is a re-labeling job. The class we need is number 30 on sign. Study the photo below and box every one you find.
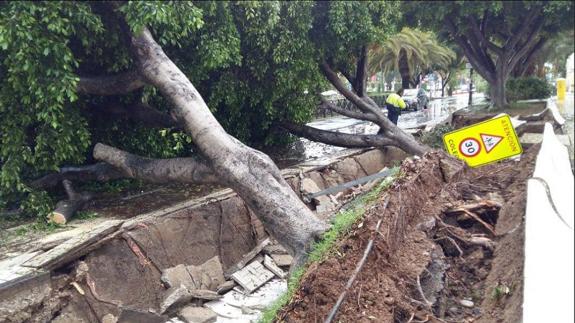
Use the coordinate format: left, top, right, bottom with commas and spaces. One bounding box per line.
442, 114, 523, 167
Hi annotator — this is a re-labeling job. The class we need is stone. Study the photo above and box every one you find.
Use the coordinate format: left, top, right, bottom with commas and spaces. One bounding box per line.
263, 255, 286, 279
177, 306, 217, 323
300, 178, 321, 195
162, 257, 225, 292
459, 299, 475, 308
189, 289, 222, 301
186, 256, 225, 291
270, 254, 293, 267
160, 285, 193, 314
306, 171, 327, 190
161, 264, 193, 289
353, 150, 386, 175
216, 281, 236, 294
333, 157, 367, 182
102, 314, 118, 323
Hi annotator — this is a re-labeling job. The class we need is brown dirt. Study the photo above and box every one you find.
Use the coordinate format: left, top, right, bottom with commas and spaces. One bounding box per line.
277, 145, 538, 323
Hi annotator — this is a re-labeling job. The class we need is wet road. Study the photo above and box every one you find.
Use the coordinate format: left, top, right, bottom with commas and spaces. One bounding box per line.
280, 93, 486, 163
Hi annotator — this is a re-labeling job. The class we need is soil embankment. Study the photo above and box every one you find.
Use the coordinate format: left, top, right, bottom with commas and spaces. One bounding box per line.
278, 145, 537, 323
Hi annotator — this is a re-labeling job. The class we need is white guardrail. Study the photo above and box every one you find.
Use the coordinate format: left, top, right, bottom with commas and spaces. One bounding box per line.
523, 123, 574, 323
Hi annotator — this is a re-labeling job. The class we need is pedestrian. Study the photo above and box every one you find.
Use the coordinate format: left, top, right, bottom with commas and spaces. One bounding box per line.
417, 87, 429, 110
385, 88, 406, 125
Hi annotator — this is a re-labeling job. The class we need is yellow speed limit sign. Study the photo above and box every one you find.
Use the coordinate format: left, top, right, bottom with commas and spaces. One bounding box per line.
442, 114, 523, 167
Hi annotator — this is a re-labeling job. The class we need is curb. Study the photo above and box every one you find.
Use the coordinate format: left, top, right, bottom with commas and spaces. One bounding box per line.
523, 123, 574, 323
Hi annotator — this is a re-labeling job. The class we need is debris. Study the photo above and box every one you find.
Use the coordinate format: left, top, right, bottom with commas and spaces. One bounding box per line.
160, 285, 193, 314
459, 299, 475, 308
224, 238, 270, 278
162, 257, 225, 291
161, 264, 192, 289
101, 314, 118, 323
263, 255, 286, 279
117, 308, 167, 323
216, 281, 236, 294
189, 289, 221, 301
70, 282, 85, 295
186, 256, 225, 291
177, 306, 217, 323
270, 254, 293, 267
231, 260, 275, 294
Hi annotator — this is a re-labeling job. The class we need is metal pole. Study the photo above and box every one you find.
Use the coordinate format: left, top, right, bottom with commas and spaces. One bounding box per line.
468, 68, 473, 106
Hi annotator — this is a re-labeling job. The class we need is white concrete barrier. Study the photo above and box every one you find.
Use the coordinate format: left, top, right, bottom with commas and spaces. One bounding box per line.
523, 123, 574, 323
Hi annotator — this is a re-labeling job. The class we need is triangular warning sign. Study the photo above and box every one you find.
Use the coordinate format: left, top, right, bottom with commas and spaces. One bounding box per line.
480, 133, 503, 153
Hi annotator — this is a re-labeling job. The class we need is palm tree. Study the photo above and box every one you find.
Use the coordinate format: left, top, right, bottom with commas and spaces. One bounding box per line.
369, 28, 456, 89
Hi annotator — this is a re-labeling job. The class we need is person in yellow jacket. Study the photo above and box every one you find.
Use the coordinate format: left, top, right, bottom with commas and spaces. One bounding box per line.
385, 89, 406, 125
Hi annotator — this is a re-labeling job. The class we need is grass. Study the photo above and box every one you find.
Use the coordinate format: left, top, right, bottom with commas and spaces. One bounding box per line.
259, 169, 398, 323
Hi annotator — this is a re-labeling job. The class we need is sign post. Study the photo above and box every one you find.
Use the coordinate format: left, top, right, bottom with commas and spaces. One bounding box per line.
443, 114, 523, 167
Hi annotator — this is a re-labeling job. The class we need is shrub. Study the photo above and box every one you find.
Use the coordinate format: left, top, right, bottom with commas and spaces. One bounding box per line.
506, 77, 551, 101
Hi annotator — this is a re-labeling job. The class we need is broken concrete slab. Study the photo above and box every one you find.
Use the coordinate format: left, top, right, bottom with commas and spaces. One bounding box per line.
224, 238, 270, 278
270, 254, 293, 267
189, 289, 222, 301
160, 285, 193, 314
161, 256, 225, 292
186, 256, 225, 291
161, 264, 193, 289
333, 157, 368, 182
216, 280, 235, 294
178, 306, 217, 323
263, 255, 286, 279
231, 260, 275, 294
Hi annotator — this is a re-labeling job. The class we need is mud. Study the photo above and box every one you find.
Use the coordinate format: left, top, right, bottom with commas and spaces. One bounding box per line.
277, 145, 538, 323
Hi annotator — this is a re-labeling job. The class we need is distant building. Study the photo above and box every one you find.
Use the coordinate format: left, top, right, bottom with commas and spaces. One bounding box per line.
567, 53, 574, 92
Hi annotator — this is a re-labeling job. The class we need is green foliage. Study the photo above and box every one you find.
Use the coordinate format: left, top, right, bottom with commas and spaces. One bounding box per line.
506, 77, 551, 101
420, 124, 455, 149
368, 28, 456, 78
0, 1, 402, 218
259, 170, 398, 323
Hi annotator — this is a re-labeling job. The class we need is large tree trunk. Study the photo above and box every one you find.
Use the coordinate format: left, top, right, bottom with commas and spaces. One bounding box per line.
118, 26, 327, 267
490, 73, 508, 108
398, 49, 411, 89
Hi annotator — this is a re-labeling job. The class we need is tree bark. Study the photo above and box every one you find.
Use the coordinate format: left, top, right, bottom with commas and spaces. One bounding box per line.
77, 70, 147, 96
47, 180, 93, 225
318, 61, 430, 156
121, 24, 327, 266
398, 48, 411, 89
93, 143, 219, 185
31, 163, 125, 189
490, 72, 508, 108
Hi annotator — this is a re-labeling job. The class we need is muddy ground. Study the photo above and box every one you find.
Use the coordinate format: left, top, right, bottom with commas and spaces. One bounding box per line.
277, 145, 538, 323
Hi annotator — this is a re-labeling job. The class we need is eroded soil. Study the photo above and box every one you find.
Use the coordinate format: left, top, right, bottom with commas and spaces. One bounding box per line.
278, 145, 537, 323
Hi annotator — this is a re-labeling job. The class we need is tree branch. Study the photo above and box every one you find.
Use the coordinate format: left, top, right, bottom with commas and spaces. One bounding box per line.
31, 163, 125, 189
469, 16, 503, 56
77, 70, 147, 96
281, 122, 396, 149
515, 37, 547, 76
505, 6, 543, 51
507, 16, 545, 73
445, 18, 495, 83
354, 46, 369, 97
92, 102, 179, 129
93, 143, 219, 185
319, 61, 389, 124
319, 96, 379, 123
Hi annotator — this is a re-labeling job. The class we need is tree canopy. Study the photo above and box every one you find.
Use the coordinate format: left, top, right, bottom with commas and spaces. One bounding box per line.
368, 27, 456, 89
404, 0, 574, 107
0, 1, 416, 218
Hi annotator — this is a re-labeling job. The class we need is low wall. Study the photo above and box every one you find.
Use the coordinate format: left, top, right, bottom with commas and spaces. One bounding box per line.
0, 147, 408, 323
